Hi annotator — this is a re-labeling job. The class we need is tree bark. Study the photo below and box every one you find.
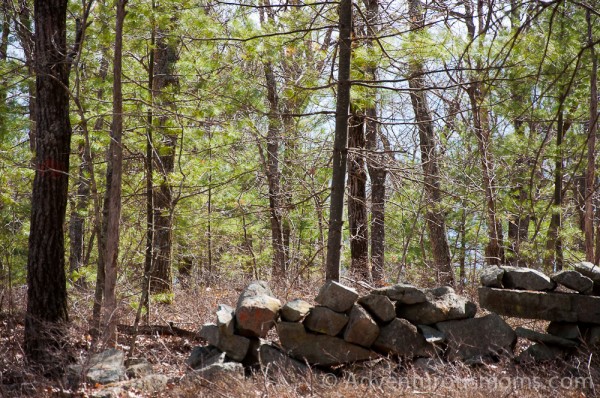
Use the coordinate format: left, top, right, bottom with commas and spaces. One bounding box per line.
24, 0, 71, 370
102, 0, 127, 347
68, 141, 91, 276
150, 23, 179, 295
347, 110, 370, 279
325, 0, 352, 281
407, 0, 454, 286
585, 8, 597, 263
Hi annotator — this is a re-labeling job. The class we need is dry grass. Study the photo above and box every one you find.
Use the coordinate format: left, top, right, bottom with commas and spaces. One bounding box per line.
1, 275, 599, 397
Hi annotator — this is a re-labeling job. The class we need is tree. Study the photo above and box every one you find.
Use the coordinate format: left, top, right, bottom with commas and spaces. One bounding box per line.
24, 0, 71, 370
325, 0, 352, 281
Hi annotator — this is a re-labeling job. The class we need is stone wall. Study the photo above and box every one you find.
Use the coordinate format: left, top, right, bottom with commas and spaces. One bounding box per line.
189, 265, 600, 376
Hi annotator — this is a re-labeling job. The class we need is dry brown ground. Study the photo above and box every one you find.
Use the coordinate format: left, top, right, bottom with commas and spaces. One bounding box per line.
1, 275, 599, 397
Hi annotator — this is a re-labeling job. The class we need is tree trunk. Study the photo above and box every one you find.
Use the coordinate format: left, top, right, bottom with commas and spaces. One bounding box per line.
150, 24, 179, 295
263, 61, 286, 279
407, 0, 454, 286
585, 8, 597, 263
325, 0, 352, 281
24, 0, 71, 370
102, 0, 126, 347
347, 110, 370, 279
68, 142, 91, 277
544, 109, 565, 272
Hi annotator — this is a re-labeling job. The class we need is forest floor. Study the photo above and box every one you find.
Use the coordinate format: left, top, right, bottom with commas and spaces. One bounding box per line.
0, 275, 599, 397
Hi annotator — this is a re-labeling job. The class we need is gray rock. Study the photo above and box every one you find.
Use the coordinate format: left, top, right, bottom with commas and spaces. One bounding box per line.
551, 270, 593, 294
479, 287, 600, 324
199, 323, 250, 361
86, 349, 127, 385
515, 327, 578, 348
125, 359, 153, 379
186, 345, 226, 370
501, 266, 556, 291
235, 281, 282, 338
303, 306, 348, 336
372, 318, 433, 357
258, 343, 310, 380
315, 281, 358, 312
518, 344, 567, 363
277, 321, 378, 366
357, 294, 396, 323
182, 362, 245, 387
480, 266, 504, 288
372, 283, 427, 304
396, 287, 477, 325
281, 299, 313, 322
216, 304, 236, 336
417, 325, 446, 343
436, 314, 516, 362
91, 374, 168, 398
583, 325, 600, 345
547, 322, 581, 340
573, 262, 600, 294
344, 304, 380, 347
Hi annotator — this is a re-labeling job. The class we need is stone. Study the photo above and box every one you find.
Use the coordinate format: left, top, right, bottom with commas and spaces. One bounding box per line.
573, 262, 600, 294
501, 266, 556, 291
515, 327, 579, 348
436, 314, 516, 362
91, 374, 168, 398
303, 306, 348, 336
518, 344, 567, 363
547, 322, 581, 341
357, 294, 396, 323
281, 299, 313, 322
216, 304, 236, 336
235, 281, 282, 338
344, 304, 380, 347
258, 343, 310, 380
86, 349, 127, 385
396, 287, 477, 325
479, 287, 600, 324
418, 325, 446, 343
182, 362, 245, 387
125, 359, 153, 379
276, 321, 378, 366
199, 323, 250, 361
480, 266, 504, 288
186, 345, 226, 370
372, 318, 433, 357
372, 283, 427, 304
315, 281, 358, 312
551, 270, 593, 294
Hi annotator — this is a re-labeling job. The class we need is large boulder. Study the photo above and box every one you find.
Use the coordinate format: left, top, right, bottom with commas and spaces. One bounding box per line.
372, 283, 427, 304
257, 342, 310, 380
551, 270, 593, 294
186, 345, 226, 370
216, 304, 236, 336
501, 266, 556, 291
343, 304, 380, 347
436, 314, 516, 362
235, 281, 282, 338
200, 323, 250, 361
479, 287, 600, 324
547, 322, 581, 340
357, 294, 396, 323
303, 306, 348, 336
396, 287, 477, 325
276, 321, 377, 366
315, 281, 358, 312
281, 299, 313, 322
372, 318, 433, 357
515, 327, 578, 348
573, 262, 600, 294
518, 344, 568, 363
83, 349, 127, 385
480, 266, 504, 288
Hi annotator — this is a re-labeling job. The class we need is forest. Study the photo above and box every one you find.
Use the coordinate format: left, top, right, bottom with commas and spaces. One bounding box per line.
0, 0, 599, 393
